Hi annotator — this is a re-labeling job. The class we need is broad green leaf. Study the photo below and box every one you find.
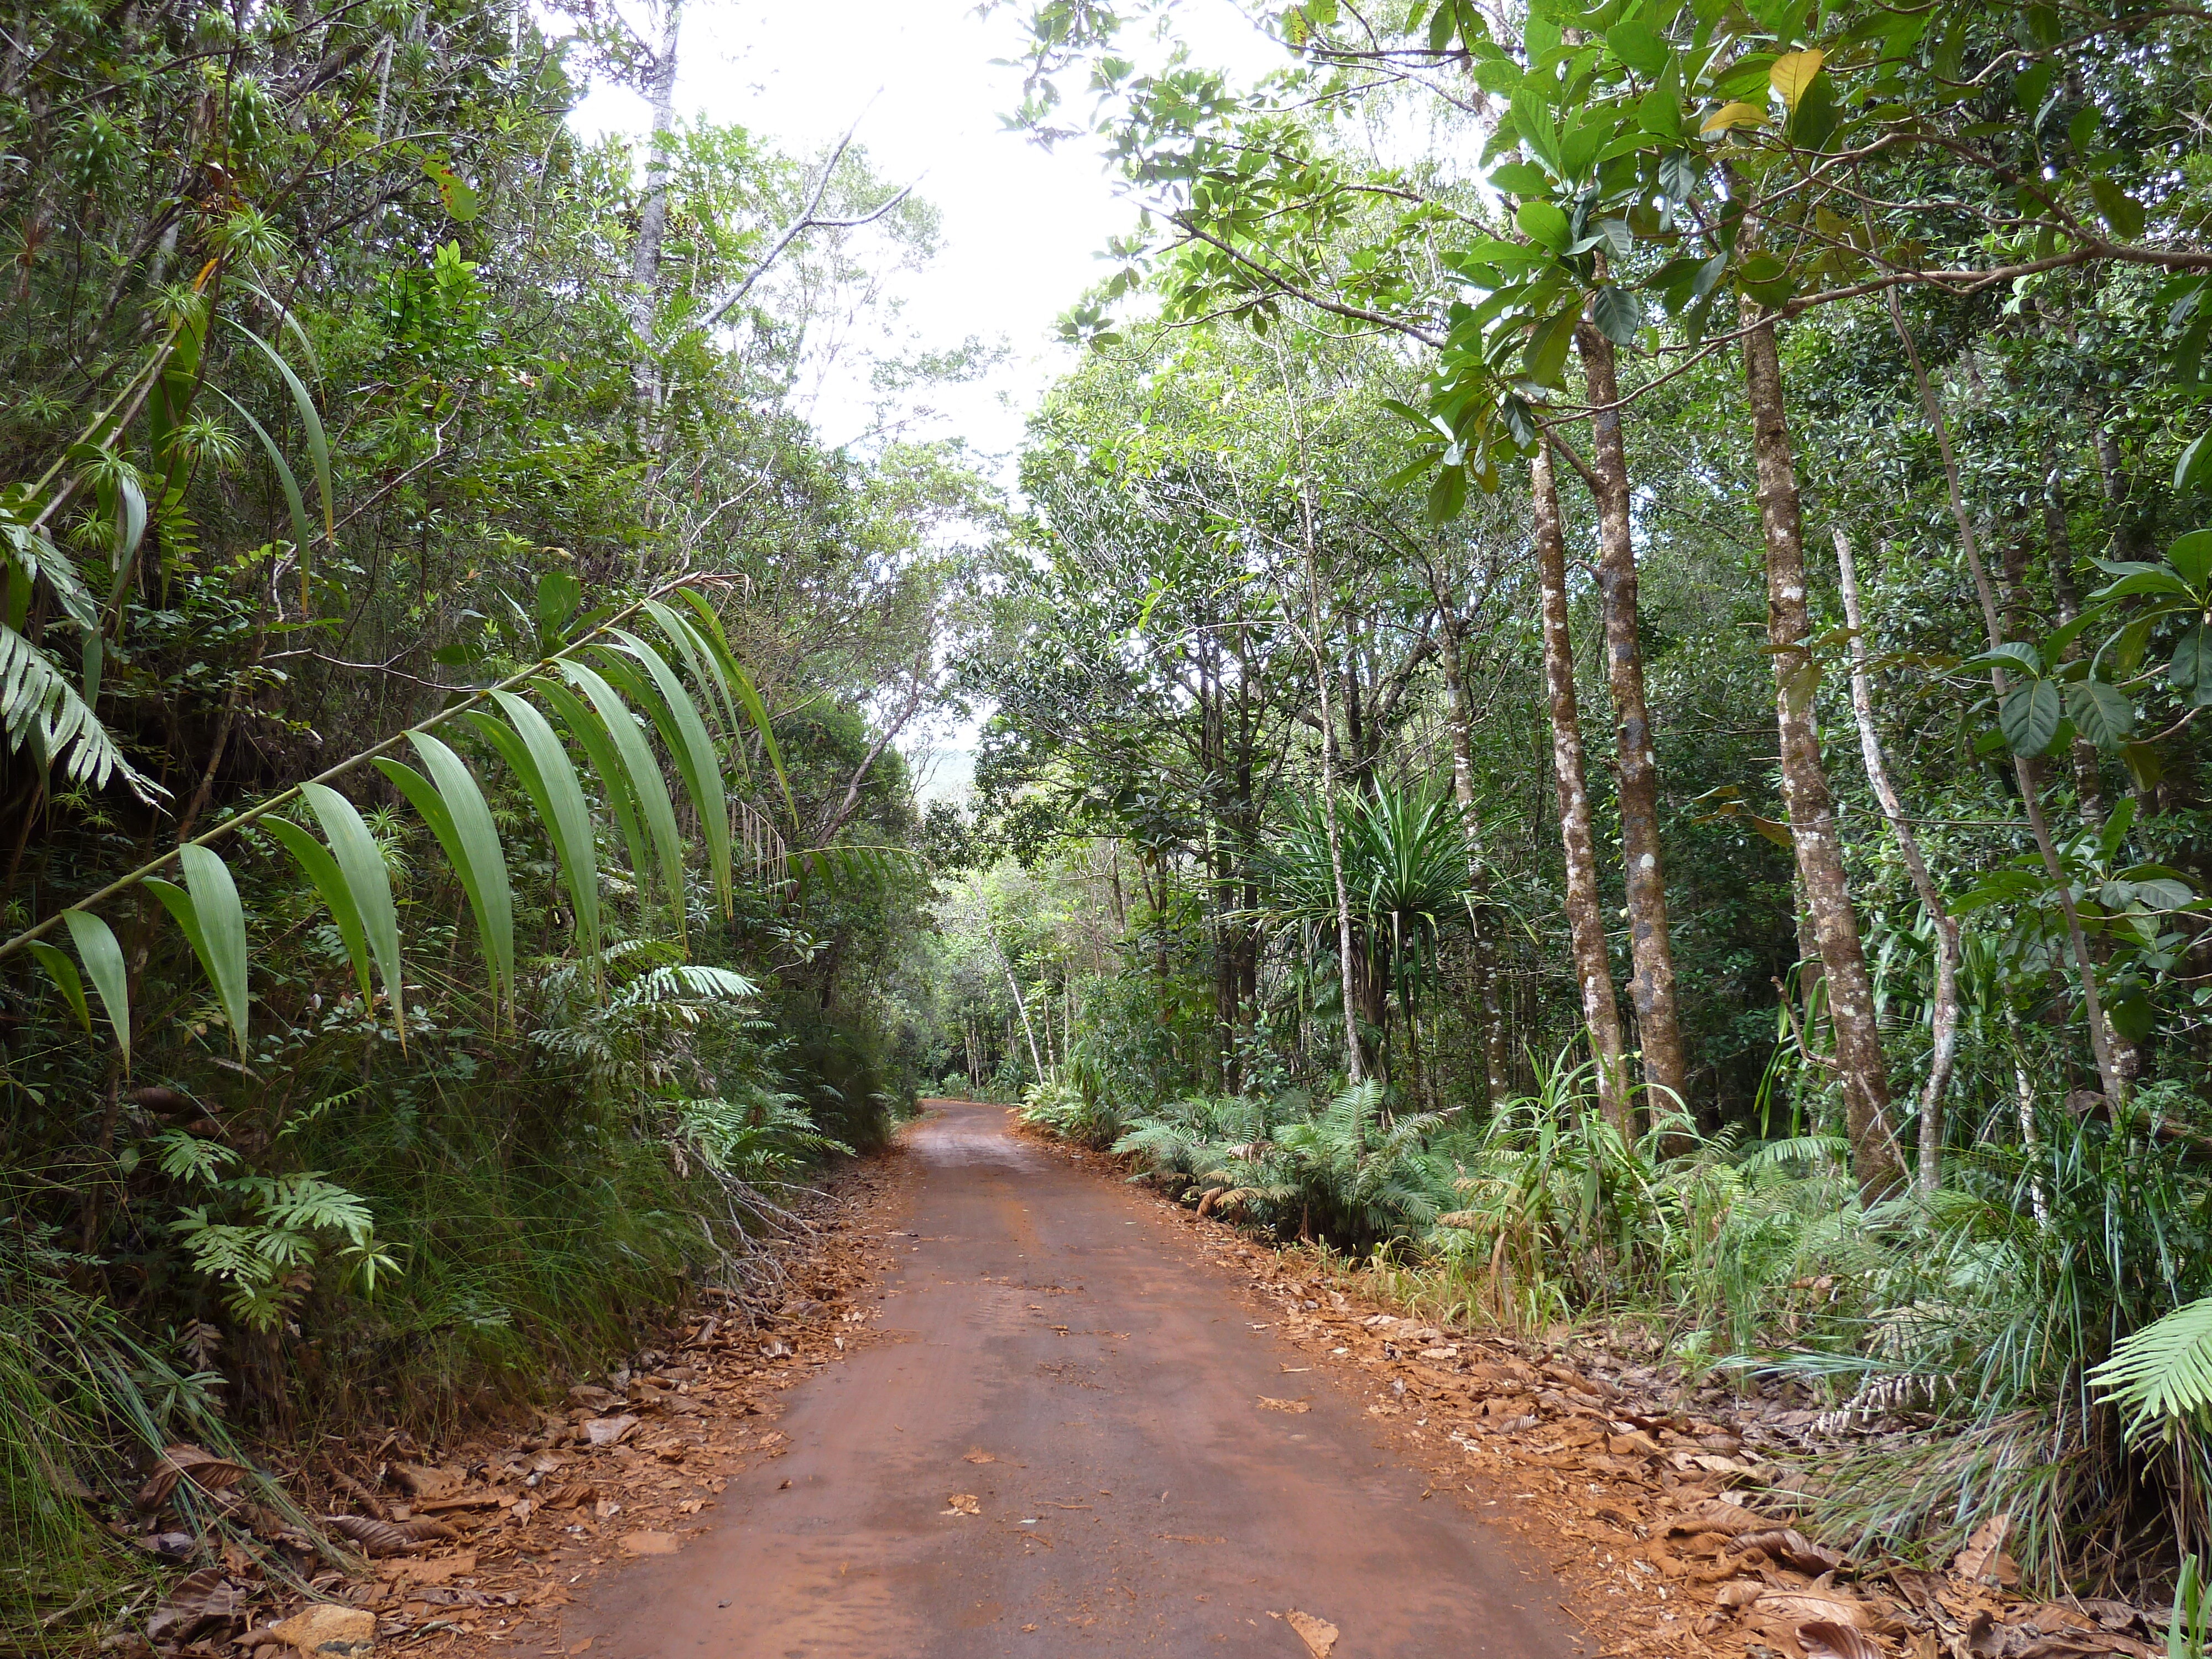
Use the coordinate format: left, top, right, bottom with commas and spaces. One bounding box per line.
228, 324, 333, 541
476, 691, 601, 967
1605, 19, 1668, 75
2067, 680, 2134, 751
1487, 160, 1551, 196
29, 940, 88, 1033
534, 676, 650, 897
301, 783, 404, 1042
2000, 679, 2064, 757
2168, 529, 2212, 590
597, 633, 732, 916
147, 846, 249, 1057
1637, 87, 1683, 137
2172, 627, 2212, 705
1768, 49, 1823, 112
263, 816, 375, 1007
2089, 176, 2145, 241
1590, 284, 1642, 345
63, 909, 131, 1065
536, 570, 583, 646
382, 735, 514, 1014
559, 661, 688, 938
2176, 432, 2211, 493
1964, 641, 2042, 677
1515, 199, 1570, 253
2091, 568, 2194, 602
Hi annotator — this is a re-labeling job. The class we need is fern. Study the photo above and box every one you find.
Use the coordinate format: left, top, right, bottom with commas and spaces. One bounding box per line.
0, 622, 163, 802
2090, 1294, 2212, 1434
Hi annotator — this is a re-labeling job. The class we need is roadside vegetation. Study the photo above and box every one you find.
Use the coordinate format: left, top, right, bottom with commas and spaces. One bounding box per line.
0, 0, 982, 1642
930, 0, 2212, 1611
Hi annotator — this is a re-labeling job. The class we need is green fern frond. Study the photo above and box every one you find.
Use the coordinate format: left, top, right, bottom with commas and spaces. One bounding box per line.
2090, 1295, 2212, 1434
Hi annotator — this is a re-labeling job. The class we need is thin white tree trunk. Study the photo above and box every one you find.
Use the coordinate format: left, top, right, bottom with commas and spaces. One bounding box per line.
1835, 529, 1960, 1195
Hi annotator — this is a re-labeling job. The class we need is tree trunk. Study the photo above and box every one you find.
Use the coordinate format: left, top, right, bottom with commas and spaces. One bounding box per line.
629, 0, 684, 395
1533, 440, 1628, 1130
2041, 436, 2106, 827
1425, 569, 1510, 1109
1835, 530, 1960, 1196
1577, 322, 1687, 1125
1741, 309, 1905, 1204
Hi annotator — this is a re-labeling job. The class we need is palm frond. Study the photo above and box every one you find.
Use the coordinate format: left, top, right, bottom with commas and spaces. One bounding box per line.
2090, 1294, 2212, 1434
0, 623, 163, 802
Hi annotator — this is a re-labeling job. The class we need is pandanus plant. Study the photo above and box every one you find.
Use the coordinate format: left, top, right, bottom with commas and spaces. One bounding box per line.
1251, 785, 1475, 1077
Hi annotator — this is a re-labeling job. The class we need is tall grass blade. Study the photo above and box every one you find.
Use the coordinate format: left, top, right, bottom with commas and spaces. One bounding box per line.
228, 324, 333, 541
211, 388, 313, 567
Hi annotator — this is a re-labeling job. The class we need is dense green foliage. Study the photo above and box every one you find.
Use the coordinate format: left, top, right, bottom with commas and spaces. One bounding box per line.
925, 0, 2212, 1600
0, 0, 975, 1636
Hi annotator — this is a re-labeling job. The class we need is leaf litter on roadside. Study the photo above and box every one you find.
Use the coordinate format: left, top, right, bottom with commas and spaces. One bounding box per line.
116, 1161, 905, 1659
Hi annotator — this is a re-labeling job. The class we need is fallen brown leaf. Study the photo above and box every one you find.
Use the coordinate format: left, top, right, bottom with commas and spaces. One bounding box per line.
383, 1552, 477, 1587
1798, 1620, 1885, 1659
1954, 1514, 2018, 1585
963, 1449, 996, 1464
1286, 1609, 1339, 1657
943, 1493, 981, 1516
1753, 1589, 1870, 1629
137, 1444, 247, 1511
618, 1531, 681, 1557
1256, 1396, 1311, 1414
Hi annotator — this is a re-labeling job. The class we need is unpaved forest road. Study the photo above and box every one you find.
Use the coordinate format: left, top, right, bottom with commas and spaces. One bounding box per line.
572, 1100, 1583, 1658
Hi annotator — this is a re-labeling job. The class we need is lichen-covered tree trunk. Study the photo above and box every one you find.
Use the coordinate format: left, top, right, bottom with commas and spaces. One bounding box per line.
1578, 323, 1686, 1123
1741, 312, 1904, 1204
1533, 441, 1628, 1130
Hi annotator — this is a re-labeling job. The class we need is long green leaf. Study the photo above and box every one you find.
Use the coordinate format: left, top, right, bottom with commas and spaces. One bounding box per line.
674, 588, 795, 825
379, 738, 514, 1017
534, 677, 649, 900
211, 388, 314, 561
642, 599, 739, 740
263, 817, 374, 1008
559, 661, 688, 938
228, 324, 333, 540
29, 940, 88, 1032
476, 691, 601, 968
598, 634, 731, 917
300, 783, 404, 1044
145, 846, 249, 1057
62, 909, 131, 1066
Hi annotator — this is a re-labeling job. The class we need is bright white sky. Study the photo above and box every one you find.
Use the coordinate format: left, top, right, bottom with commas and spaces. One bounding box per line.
570, 0, 1287, 462
569, 0, 1289, 801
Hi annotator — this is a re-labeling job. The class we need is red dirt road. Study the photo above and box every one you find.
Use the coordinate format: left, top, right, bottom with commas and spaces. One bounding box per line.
571, 1100, 1585, 1657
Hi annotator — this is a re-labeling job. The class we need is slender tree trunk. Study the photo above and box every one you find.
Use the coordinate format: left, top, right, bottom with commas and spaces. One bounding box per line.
1533, 440, 1627, 1129
1741, 309, 1904, 1204
1886, 294, 2128, 1107
630, 0, 684, 402
1425, 576, 1510, 1108
1275, 344, 1365, 1086
989, 924, 1046, 1085
2042, 436, 2106, 827
1836, 530, 1960, 1196
1577, 322, 1687, 1125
